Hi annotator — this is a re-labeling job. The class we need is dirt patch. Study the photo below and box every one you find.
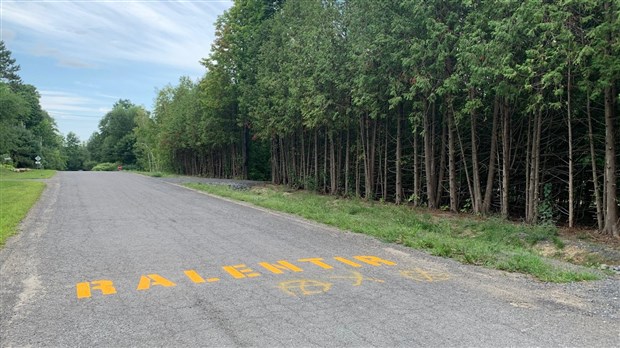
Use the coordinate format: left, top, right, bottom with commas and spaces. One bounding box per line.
535, 238, 620, 268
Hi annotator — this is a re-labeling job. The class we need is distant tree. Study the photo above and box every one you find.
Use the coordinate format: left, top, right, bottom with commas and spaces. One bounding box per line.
0, 40, 22, 86
64, 132, 88, 171
92, 100, 143, 165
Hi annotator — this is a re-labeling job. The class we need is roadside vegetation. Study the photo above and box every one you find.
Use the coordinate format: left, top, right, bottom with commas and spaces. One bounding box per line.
0, 166, 53, 245
186, 183, 601, 283
82, 1, 618, 239
0, 166, 56, 179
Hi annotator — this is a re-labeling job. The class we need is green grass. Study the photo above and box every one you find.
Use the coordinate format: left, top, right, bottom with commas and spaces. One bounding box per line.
0, 167, 56, 179
0, 181, 46, 245
186, 183, 601, 283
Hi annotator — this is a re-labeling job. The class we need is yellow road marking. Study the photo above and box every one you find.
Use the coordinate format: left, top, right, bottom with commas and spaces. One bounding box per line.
333, 256, 362, 267
222, 264, 261, 279
330, 271, 384, 286
259, 261, 303, 274
76, 280, 117, 299
298, 257, 334, 269
353, 256, 397, 266
75, 255, 401, 299
184, 270, 206, 283
137, 274, 176, 290
399, 268, 450, 282
277, 279, 333, 296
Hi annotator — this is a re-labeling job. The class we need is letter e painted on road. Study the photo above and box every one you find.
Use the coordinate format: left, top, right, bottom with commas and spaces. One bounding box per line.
259, 260, 303, 274
76, 280, 117, 299
353, 256, 397, 266
222, 264, 261, 279
136, 274, 177, 290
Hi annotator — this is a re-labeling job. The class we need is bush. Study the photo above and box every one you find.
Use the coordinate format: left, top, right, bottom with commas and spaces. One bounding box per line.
91, 162, 119, 171
121, 164, 139, 171
82, 161, 97, 171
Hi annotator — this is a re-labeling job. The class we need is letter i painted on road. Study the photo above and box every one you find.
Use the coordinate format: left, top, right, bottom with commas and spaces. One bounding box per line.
353, 256, 397, 266
76, 280, 117, 299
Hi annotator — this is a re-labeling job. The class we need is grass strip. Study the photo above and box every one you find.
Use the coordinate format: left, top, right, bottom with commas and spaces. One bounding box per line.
0, 168, 56, 179
0, 181, 46, 245
186, 183, 600, 283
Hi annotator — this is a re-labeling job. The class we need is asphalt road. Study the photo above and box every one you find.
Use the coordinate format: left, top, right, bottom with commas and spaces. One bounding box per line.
1, 172, 618, 347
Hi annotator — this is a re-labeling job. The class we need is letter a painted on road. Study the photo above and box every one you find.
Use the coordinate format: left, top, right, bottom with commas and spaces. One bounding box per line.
136, 274, 176, 290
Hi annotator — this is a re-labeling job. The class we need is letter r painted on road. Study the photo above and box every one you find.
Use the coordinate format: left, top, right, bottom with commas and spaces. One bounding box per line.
76, 280, 117, 299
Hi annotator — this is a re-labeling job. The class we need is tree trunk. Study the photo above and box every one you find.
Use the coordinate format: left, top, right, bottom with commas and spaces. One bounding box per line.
355, 129, 361, 198
383, 119, 388, 201
447, 98, 457, 212
314, 129, 318, 190
330, 132, 337, 194
587, 94, 604, 230
345, 126, 350, 196
435, 115, 447, 208
501, 98, 510, 218
424, 100, 437, 208
526, 108, 543, 224
482, 97, 499, 214
603, 84, 619, 237
395, 103, 402, 204
567, 65, 574, 228
413, 125, 420, 207
470, 88, 483, 214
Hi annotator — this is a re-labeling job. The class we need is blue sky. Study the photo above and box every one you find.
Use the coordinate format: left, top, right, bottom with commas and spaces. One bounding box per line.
1, 0, 233, 142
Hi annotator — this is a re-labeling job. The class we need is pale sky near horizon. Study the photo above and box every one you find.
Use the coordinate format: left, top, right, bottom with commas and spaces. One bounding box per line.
1, 0, 233, 141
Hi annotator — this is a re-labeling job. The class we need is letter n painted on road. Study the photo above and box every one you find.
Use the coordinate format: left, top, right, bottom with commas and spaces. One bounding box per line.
136, 274, 176, 290
76, 280, 117, 299
259, 260, 303, 274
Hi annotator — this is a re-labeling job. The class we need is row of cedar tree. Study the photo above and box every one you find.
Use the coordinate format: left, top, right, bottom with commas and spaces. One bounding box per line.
92, 0, 620, 236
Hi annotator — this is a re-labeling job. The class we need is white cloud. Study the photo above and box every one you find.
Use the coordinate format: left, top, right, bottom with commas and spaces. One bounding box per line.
40, 90, 108, 118
2, 0, 232, 71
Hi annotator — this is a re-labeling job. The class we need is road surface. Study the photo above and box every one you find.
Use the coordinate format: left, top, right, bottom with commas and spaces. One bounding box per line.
1, 172, 618, 347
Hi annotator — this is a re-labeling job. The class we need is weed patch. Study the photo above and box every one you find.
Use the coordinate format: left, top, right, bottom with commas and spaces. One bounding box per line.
185, 183, 601, 283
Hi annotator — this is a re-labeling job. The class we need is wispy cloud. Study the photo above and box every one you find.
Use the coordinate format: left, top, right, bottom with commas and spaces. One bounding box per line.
2, 0, 232, 71
40, 90, 109, 120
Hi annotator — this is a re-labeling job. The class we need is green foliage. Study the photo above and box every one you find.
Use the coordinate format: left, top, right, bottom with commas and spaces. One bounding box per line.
64, 132, 89, 171
91, 162, 119, 171
89, 100, 145, 166
124, 0, 618, 232
0, 41, 66, 170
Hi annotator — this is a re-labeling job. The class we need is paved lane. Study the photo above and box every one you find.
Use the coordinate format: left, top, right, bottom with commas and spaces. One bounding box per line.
1, 172, 618, 347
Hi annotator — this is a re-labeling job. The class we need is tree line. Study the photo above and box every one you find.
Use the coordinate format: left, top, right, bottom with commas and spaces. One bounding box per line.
85, 0, 618, 236
0, 41, 70, 170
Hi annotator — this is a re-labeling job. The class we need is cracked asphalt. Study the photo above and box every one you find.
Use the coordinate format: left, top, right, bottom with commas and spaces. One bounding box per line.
1, 171, 619, 347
